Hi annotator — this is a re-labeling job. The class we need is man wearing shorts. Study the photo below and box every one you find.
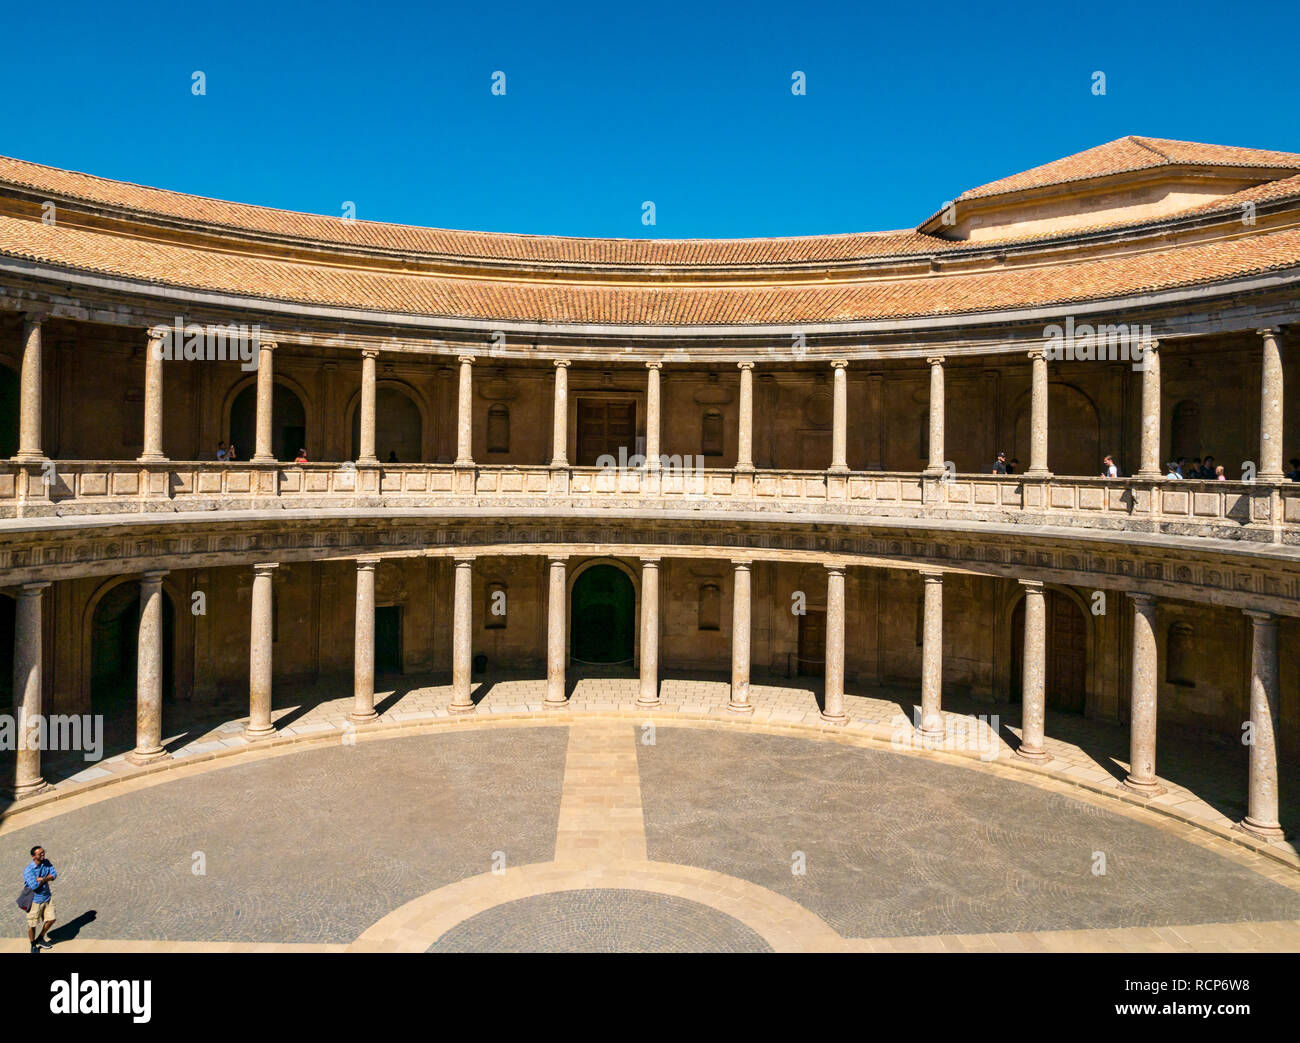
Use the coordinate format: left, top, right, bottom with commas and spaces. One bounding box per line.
23, 845, 57, 952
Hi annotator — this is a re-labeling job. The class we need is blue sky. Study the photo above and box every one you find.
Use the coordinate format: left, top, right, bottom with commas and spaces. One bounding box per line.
3, 0, 1297, 239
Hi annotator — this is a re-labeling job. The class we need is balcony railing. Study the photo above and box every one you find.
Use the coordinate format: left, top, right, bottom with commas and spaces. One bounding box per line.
1, 461, 1296, 543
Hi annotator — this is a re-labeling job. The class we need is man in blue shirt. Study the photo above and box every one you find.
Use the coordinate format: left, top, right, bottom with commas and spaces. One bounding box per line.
23, 845, 57, 952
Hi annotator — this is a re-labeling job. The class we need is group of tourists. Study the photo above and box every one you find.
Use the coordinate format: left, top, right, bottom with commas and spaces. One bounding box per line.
214, 442, 310, 463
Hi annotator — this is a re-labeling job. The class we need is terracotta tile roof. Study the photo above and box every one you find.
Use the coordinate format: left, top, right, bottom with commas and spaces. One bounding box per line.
0, 154, 956, 267
959, 136, 1300, 202
2, 208, 1298, 326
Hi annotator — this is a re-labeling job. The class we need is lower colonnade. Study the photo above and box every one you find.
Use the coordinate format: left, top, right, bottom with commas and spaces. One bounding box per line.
5, 548, 1289, 846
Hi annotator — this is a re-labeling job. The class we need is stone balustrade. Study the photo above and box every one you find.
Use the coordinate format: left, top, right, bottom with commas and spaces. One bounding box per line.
1, 460, 1297, 544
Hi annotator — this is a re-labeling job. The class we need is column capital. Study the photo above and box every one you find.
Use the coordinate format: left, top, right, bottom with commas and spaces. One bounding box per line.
252, 562, 280, 577
361, 347, 380, 360
553, 359, 571, 369
1256, 326, 1282, 340
453, 554, 476, 565
140, 569, 170, 583
355, 555, 381, 570
145, 323, 171, 342
737, 361, 754, 371
1243, 608, 1279, 625
731, 558, 753, 569
547, 553, 569, 564
1026, 349, 1045, 362
457, 355, 475, 366
18, 581, 51, 594
926, 355, 945, 366
824, 563, 846, 576
22, 305, 52, 323
256, 337, 277, 352
645, 360, 663, 371
1018, 578, 1045, 592
830, 358, 848, 370
1144, 337, 1161, 354
640, 556, 661, 567
1127, 591, 1157, 609
920, 568, 944, 584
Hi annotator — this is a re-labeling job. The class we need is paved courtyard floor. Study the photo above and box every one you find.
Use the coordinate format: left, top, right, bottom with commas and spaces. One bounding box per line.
3, 688, 1300, 952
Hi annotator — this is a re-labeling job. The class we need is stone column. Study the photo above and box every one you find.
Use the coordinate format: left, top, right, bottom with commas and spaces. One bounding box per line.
829, 360, 849, 473
924, 355, 946, 475
358, 348, 379, 464
550, 360, 570, 467
351, 556, 380, 723
1258, 328, 1285, 481
1137, 338, 1162, 478
1015, 579, 1050, 762
139, 325, 168, 462
1124, 592, 1163, 794
252, 336, 277, 462
11, 581, 50, 798
448, 556, 475, 712
454, 356, 474, 466
1241, 610, 1283, 839
1026, 349, 1051, 477
736, 362, 755, 471
13, 313, 44, 462
546, 555, 568, 707
728, 560, 754, 713
127, 570, 171, 765
637, 557, 661, 707
244, 563, 279, 740
918, 569, 946, 740
645, 362, 662, 470
821, 565, 848, 723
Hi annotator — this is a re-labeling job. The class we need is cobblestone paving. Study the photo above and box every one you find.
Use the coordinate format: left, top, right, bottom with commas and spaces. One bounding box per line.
425, 888, 772, 952
0, 729, 567, 944
635, 727, 1300, 938
27, 670, 1295, 857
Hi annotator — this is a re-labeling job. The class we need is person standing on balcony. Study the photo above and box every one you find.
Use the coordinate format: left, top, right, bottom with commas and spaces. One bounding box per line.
1102, 455, 1119, 478
216, 441, 228, 461
1215, 465, 1227, 480
991, 451, 1008, 474
295, 449, 308, 463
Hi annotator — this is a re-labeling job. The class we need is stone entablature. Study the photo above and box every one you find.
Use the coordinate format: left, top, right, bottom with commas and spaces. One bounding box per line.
3, 510, 1299, 617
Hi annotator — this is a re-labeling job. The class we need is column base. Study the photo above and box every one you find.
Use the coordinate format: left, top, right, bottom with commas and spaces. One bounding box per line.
242, 723, 278, 741
827, 464, 849, 475
549, 460, 569, 469
447, 700, 476, 715
734, 463, 755, 473
11, 452, 46, 464
9, 778, 51, 801
125, 747, 172, 767
635, 696, 661, 709
136, 454, 169, 464
251, 454, 276, 464
921, 466, 947, 477
1023, 468, 1053, 479
915, 725, 945, 744
453, 460, 475, 469
1258, 472, 1286, 483
348, 709, 379, 725
1121, 775, 1165, 797
1238, 817, 1285, 841
543, 697, 570, 710
1015, 745, 1052, 764
728, 700, 756, 715
355, 456, 380, 468
1134, 470, 1162, 480
819, 710, 848, 725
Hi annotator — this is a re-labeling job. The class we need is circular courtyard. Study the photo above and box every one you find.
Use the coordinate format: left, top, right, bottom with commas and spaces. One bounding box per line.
3, 720, 1299, 952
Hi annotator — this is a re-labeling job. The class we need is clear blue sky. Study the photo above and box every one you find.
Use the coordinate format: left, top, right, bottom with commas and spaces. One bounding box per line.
3, 0, 1297, 239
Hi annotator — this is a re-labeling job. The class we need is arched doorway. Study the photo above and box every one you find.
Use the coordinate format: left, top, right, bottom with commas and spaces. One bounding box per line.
0, 363, 18, 458
570, 564, 635, 665
90, 582, 175, 711
1010, 589, 1087, 712
229, 383, 307, 462
1012, 384, 1100, 477
0, 593, 14, 704
351, 386, 423, 462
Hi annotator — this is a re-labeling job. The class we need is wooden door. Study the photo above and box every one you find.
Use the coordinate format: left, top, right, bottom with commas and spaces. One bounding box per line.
798, 609, 826, 677
577, 399, 637, 466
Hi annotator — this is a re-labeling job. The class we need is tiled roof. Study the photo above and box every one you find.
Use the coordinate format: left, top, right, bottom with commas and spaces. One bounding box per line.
2, 208, 1298, 326
0, 154, 954, 267
959, 136, 1300, 202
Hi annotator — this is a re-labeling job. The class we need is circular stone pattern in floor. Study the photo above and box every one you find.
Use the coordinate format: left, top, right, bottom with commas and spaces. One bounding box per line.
426, 888, 773, 953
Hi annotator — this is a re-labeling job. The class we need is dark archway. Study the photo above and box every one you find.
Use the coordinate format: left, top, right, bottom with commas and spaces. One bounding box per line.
1012, 384, 1101, 477
1010, 590, 1087, 713
229, 383, 307, 462
0, 363, 18, 458
0, 593, 14, 705
352, 386, 423, 462
90, 582, 175, 712
570, 564, 635, 665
